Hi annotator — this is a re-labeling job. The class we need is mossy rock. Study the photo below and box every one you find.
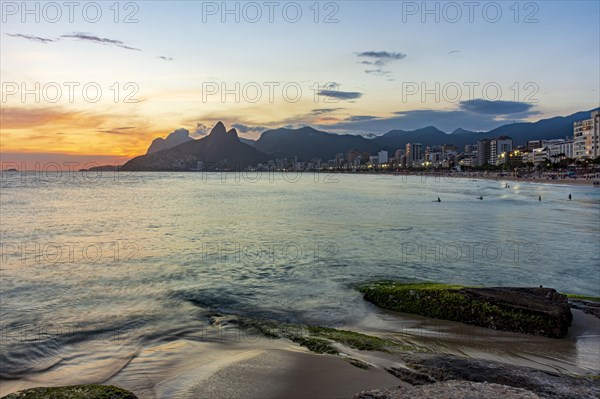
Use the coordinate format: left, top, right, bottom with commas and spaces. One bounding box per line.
234, 315, 413, 354
359, 281, 573, 338
1, 384, 138, 399
563, 293, 600, 302
307, 326, 411, 352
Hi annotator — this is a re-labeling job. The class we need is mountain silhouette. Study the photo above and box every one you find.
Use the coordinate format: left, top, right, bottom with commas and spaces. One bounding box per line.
146, 128, 193, 154
248, 108, 598, 160
250, 126, 378, 160
122, 122, 269, 171
126, 108, 598, 169
451, 128, 480, 135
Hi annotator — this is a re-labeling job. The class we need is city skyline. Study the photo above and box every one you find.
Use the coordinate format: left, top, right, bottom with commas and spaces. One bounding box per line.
1, 1, 599, 165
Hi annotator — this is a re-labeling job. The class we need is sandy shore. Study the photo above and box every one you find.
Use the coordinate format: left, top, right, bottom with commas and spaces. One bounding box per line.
393, 172, 600, 187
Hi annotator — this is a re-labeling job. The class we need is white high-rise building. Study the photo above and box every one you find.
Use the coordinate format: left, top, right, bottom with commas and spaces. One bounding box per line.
545, 139, 574, 161
405, 143, 423, 167
377, 150, 389, 164
490, 136, 513, 165
574, 110, 600, 159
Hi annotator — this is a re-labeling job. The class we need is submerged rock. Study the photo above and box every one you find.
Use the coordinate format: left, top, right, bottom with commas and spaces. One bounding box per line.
1, 384, 138, 399
359, 282, 573, 338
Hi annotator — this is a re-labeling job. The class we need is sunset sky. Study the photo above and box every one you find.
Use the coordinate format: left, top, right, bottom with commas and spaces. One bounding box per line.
1, 1, 599, 166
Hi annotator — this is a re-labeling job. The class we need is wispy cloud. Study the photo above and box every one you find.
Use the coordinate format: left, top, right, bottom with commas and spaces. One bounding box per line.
157, 56, 173, 61
357, 51, 407, 66
365, 69, 391, 77
193, 122, 211, 137
6, 31, 155, 55
310, 108, 345, 115
357, 50, 406, 78
98, 126, 136, 134
317, 90, 362, 100
5, 33, 55, 44
61, 32, 141, 51
447, 49, 460, 55
345, 115, 379, 121
232, 123, 269, 134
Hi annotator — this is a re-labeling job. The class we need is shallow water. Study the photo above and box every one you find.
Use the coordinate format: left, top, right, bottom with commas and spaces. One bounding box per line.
1, 172, 599, 394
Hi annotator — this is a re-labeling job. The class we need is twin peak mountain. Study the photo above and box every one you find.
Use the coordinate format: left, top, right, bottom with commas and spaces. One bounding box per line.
122, 122, 268, 171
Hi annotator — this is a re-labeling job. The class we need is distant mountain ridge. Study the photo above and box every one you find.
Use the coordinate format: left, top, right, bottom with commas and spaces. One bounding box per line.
146, 128, 193, 154
250, 126, 377, 160
127, 108, 598, 169
245, 108, 598, 160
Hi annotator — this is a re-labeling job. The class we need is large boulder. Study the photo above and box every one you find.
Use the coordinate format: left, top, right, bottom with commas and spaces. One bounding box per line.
359, 282, 573, 338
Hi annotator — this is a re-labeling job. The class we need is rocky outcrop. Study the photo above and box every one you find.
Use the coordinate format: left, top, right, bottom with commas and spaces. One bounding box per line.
1, 384, 138, 399
366, 354, 600, 399
359, 282, 573, 338
355, 380, 542, 399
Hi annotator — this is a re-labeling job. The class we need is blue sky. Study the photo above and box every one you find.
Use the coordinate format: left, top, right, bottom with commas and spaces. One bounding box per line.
1, 1, 599, 163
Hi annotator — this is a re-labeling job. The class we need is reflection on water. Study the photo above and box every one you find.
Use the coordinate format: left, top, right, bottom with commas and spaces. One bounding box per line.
1, 172, 599, 395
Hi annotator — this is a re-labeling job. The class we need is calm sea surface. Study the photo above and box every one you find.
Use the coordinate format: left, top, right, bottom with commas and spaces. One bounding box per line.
1, 172, 599, 387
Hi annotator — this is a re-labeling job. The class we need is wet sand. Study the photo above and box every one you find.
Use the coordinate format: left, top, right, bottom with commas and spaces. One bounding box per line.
1, 308, 598, 399
183, 349, 403, 399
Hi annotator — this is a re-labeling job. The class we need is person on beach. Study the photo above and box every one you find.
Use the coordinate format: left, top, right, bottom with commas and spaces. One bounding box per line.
539, 196, 542, 201
437, 197, 441, 202
569, 194, 572, 200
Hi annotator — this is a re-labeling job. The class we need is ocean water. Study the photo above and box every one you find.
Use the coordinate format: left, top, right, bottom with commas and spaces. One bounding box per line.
1, 172, 599, 389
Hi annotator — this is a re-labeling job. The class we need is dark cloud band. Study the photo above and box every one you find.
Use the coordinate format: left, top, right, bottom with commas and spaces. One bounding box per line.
318, 90, 362, 100
5, 33, 55, 44
460, 99, 534, 115
61, 32, 141, 51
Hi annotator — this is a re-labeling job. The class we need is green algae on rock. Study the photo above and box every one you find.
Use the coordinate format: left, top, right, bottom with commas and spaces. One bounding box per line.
1, 385, 138, 399
218, 314, 413, 356
359, 281, 573, 338
563, 293, 600, 302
